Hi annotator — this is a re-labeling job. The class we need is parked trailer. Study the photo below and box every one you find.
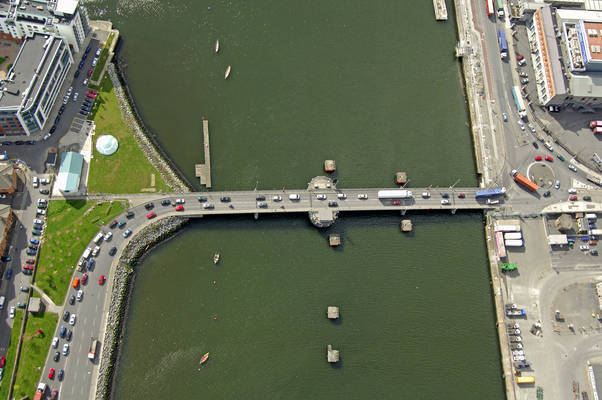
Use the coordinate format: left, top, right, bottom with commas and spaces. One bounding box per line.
511, 169, 538, 192
495, 0, 505, 16
590, 120, 602, 129
377, 190, 413, 199
585, 213, 597, 220
505, 239, 524, 247
511, 86, 527, 118
587, 175, 602, 186
475, 187, 506, 198
498, 30, 508, 59
495, 225, 521, 232
516, 376, 535, 384
495, 232, 507, 259
486, 0, 494, 16
504, 232, 523, 240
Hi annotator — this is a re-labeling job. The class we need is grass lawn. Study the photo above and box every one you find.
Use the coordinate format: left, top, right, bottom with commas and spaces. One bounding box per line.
91, 32, 114, 82
0, 310, 23, 399
87, 76, 170, 193
36, 200, 126, 305
11, 311, 58, 400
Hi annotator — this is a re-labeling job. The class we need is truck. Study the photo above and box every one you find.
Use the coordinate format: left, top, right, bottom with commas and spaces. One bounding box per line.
475, 187, 506, 199
377, 190, 413, 199
505, 304, 527, 317
516, 376, 535, 384
88, 338, 98, 360
511, 169, 538, 192
495, 0, 505, 17
587, 174, 602, 186
498, 30, 508, 59
486, 0, 494, 17
511, 86, 527, 118
590, 120, 602, 129
33, 383, 47, 400
594, 126, 602, 135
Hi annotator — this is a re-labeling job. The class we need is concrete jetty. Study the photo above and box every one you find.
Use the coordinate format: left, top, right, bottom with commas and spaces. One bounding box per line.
401, 219, 413, 232
324, 160, 336, 172
329, 234, 341, 246
327, 345, 339, 363
327, 306, 339, 319
194, 120, 212, 188
433, 0, 448, 20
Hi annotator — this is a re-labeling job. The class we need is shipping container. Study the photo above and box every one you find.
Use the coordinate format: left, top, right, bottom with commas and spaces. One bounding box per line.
495, 225, 522, 232
495, 232, 507, 259
504, 232, 523, 240
516, 376, 535, 384
486, 0, 494, 16
377, 190, 413, 199
511, 87, 527, 118
512, 169, 538, 191
590, 120, 602, 129
505, 239, 524, 247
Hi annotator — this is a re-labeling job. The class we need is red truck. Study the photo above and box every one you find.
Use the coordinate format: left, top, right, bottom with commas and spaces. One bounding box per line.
33, 383, 46, 400
511, 170, 538, 192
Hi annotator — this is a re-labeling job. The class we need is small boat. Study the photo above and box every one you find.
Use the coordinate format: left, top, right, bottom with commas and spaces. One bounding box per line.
224, 66, 231, 80
213, 253, 220, 264
215, 39, 219, 53
200, 352, 210, 364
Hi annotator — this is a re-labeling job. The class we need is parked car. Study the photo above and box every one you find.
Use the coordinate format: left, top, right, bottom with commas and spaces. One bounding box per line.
5, 269, 12, 280
534, 156, 542, 161
328, 201, 338, 207
569, 195, 578, 201
220, 196, 231, 202
123, 229, 132, 238
68, 314, 76, 326
175, 205, 184, 211
146, 212, 157, 219
161, 199, 171, 206
544, 156, 553, 162
58, 369, 64, 381
502, 112, 508, 122
76, 290, 83, 302
109, 246, 117, 256
53, 351, 60, 362
198, 196, 208, 202
568, 164, 578, 172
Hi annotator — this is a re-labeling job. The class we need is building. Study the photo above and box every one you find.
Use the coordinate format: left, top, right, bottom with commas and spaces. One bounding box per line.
55, 151, 82, 192
0, 0, 90, 53
0, 204, 13, 257
0, 34, 72, 136
0, 162, 16, 194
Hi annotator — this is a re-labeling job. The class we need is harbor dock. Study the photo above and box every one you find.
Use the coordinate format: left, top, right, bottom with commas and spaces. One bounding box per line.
327, 306, 339, 320
327, 345, 339, 363
395, 172, 407, 185
194, 120, 212, 188
324, 160, 336, 172
433, 0, 448, 21
401, 219, 413, 232
329, 234, 341, 246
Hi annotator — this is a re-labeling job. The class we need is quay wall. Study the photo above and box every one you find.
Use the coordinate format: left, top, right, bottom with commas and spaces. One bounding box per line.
94, 216, 190, 400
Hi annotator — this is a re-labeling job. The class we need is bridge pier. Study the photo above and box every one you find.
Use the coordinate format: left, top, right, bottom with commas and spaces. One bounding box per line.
400, 209, 407, 216
452, 209, 457, 215
254, 213, 258, 220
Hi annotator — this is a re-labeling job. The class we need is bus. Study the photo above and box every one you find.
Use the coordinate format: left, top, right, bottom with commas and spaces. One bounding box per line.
496, 0, 505, 17
511, 86, 527, 118
486, 0, 494, 17
88, 338, 99, 360
498, 30, 508, 59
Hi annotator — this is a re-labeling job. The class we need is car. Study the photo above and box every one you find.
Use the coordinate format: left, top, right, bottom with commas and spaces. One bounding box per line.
502, 112, 508, 122
544, 156, 553, 162
391, 200, 401, 205
99, 275, 105, 285
39, 188, 49, 195
458, 193, 465, 198
81, 273, 88, 284
87, 93, 96, 99
580, 244, 590, 251
568, 164, 578, 172
58, 369, 64, 381
8, 306, 14, 319
175, 205, 184, 211
582, 236, 590, 242
89, 89, 98, 95
36, 208, 46, 215
67, 294, 75, 305
544, 142, 553, 151
74, 69, 80, 78
26, 249, 36, 256
441, 193, 449, 198
517, 54, 524, 61
59, 325, 66, 338
203, 203, 214, 209
83, 78, 89, 85
175, 198, 185, 204
557, 154, 565, 162
534, 156, 542, 161
62, 310, 70, 322
19, 285, 29, 292
67, 86, 73, 95
69, 314, 76, 325
591, 249, 599, 256
144, 202, 154, 210
109, 220, 118, 228
358, 194, 368, 199
569, 195, 578, 201
15, 140, 24, 145
146, 212, 157, 219
30, 238, 39, 245
118, 220, 126, 228
337, 193, 347, 199
518, 121, 525, 131
568, 188, 577, 194
0, 357, 4, 368
555, 180, 560, 189
87, 68, 93, 77
161, 199, 171, 206
521, 78, 529, 85
220, 196, 231, 202
85, 44, 92, 53
106, 246, 117, 257
53, 351, 60, 362
92, 58, 98, 66
52, 337, 59, 348
256, 195, 266, 201
62, 343, 69, 355
16, 302, 25, 309
73, 92, 79, 101
316, 194, 327, 200
422, 192, 431, 198
272, 195, 282, 202
543, 191, 551, 197
76, 290, 83, 302
49, 368, 55, 379
532, 141, 539, 149
66, 329, 72, 341
519, 72, 528, 77
43, 132, 52, 140
441, 199, 450, 205
78, 60, 85, 69
79, 110, 89, 116
72, 277, 79, 288
197, 196, 208, 202
96, 48, 102, 56
123, 229, 132, 238
5, 268, 12, 280
256, 202, 267, 208
583, 195, 592, 201
104, 231, 113, 241
49, 125, 56, 133
327, 201, 338, 207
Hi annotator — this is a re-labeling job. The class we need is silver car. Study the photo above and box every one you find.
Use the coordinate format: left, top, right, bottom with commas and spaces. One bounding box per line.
62, 343, 69, 355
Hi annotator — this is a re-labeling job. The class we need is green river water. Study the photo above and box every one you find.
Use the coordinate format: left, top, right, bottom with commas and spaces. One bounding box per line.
83, 0, 505, 398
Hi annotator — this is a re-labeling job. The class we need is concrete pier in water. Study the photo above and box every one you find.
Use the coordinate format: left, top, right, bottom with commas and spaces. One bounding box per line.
195, 119, 212, 188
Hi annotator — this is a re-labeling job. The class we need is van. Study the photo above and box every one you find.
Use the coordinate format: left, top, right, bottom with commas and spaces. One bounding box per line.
0, 296, 5, 309
32, 176, 39, 188
288, 194, 300, 201
487, 199, 500, 205
93, 232, 104, 244
82, 247, 92, 259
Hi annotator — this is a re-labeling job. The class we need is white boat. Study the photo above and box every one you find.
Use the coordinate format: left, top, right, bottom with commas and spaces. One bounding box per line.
215, 40, 219, 53
224, 66, 231, 79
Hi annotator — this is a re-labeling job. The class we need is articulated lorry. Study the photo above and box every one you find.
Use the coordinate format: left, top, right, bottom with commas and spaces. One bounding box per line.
475, 187, 506, 199
511, 170, 538, 192
33, 383, 47, 400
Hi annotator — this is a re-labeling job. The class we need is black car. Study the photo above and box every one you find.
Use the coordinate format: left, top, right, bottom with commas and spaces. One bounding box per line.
53, 351, 60, 362
328, 201, 338, 207
256, 195, 266, 201
161, 199, 171, 206
69, 295, 75, 305
109, 246, 117, 256
118, 220, 126, 228
543, 191, 551, 197
198, 196, 207, 202
15, 141, 24, 145
28, 244, 38, 250
54, 115, 61, 124
85, 44, 91, 53
62, 310, 70, 322
144, 202, 154, 210
60, 105, 65, 112
39, 189, 49, 195
66, 330, 72, 341
34, 223, 44, 230
58, 369, 64, 381
1, 141, 10, 145
74, 70, 80, 78
78, 61, 84, 69
79, 111, 88, 116
126, 210, 135, 219
26, 140, 36, 145
220, 196, 231, 202
49, 125, 56, 133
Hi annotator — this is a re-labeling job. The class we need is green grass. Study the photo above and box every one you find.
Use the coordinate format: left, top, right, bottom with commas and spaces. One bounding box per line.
11, 311, 58, 400
91, 32, 114, 82
35, 200, 126, 305
0, 310, 24, 399
87, 76, 171, 193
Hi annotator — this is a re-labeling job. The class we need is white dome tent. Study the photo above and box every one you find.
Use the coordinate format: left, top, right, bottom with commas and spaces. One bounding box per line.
95, 135, 119, 156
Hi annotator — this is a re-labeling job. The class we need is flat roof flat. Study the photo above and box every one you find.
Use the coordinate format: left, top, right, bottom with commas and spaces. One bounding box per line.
55, 0, 78, 15
583, 21, 602, 60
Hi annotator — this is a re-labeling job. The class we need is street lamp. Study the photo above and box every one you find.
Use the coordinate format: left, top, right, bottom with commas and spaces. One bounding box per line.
449, 178, 462, 190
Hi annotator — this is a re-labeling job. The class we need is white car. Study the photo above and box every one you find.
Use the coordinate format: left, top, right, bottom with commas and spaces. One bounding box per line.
95, 48, 101, 56
33, 218, 43, 225
36, 209, 46, 215
580, 245, 590, 251
9, 306, 15, 319
76, 290, 83, 302
568, 164, 578, 172
337, 193, 347, 199
40, 178, 50, 185
422, 192, 431, 198
518, 121, 525, 130
441, 199, 450, 205
52, 337, 59, 348
104, 231, 113, 241
175, 198, 185, 204
272, 195, 282, 202
83, 78, 88, 85
68, 314, 76, 326
544, 142, 553, 151
43, 133, 51, 141
92, 58, 98, 67
62, 343, 69, 355
73, 92, 79, 101
122, 229, 132, 238
502, 113, 508, 122
568, 188, 577, 194
316, 194, 327, 200
554, 180, 560, 189
67, 86, 73, 95
358, 194, 368, 199
92, 246, 100, 257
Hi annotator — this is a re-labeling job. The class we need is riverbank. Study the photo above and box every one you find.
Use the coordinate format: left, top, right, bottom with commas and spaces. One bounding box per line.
94, 216, 189, 400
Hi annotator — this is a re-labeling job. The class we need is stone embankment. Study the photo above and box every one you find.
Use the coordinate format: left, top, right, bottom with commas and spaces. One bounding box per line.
106, 64, 191, 193
94, 216, 189, 400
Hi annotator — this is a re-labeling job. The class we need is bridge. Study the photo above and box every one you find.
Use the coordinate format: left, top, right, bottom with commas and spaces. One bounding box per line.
117, 177, 495, 227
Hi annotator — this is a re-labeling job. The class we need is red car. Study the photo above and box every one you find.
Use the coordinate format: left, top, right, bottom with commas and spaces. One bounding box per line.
146, 212, 157, 219
0, 357, 5, 367
81, 273, 88, 284
534, 156, 542, 161
48, 368, 55, 379
98, 275, 105, 285
25, 259, 35, 264
88, 89, 98, 95
458, 193, 466, 198
86, 93, 96, 99
544, 156, 554, 162
22, 264, 33, 271
517, 54, 524, 61
87, 68, 93, 77
569, 195, 578, 201
391, 200, 400, 205
51, 390, 58, 400
174, 205, 184, 211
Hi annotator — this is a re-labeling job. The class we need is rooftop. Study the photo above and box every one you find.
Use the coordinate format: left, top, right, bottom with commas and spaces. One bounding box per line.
570, 71, 602, 97
56, 151, 83, 192
583, 21, 602, 61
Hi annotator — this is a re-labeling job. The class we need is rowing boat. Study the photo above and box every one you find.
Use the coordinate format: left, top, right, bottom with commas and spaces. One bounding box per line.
200, 352, 210, 364
215, 39, 219, 53
224, 66, 231, 79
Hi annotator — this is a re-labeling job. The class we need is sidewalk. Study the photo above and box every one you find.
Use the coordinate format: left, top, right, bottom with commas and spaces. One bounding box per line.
31, 284, 61, 314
